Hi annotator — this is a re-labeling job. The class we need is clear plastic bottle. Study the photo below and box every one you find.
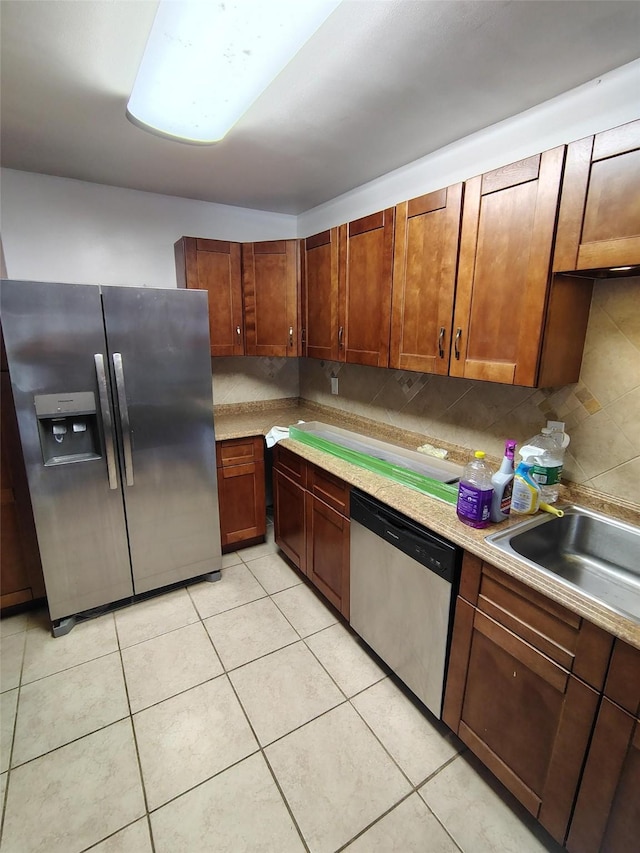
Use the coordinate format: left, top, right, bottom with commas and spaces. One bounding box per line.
456, 451, 494, 529
519, 428, 564, 504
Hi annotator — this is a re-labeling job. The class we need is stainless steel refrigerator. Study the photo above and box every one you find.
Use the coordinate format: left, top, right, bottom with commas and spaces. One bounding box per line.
1, 279, 222, 635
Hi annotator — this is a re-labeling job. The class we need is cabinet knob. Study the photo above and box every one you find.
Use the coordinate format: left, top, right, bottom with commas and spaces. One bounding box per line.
438, 327, 445, 359
454, 328, 462, 360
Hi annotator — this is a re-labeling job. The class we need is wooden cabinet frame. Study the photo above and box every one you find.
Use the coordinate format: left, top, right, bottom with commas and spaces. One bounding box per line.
390, 184, 463, 374
242, 240, 300, 357
443, 554, 614, 844
216, 437, 266, 551
303, 228, 341, 361
175, 236, 244, 356
273, 445, 350, 619
554, 119, 640, 272
339, 208, 395, 367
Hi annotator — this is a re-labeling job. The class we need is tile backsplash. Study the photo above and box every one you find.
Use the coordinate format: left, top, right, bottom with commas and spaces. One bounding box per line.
299, 277, 640, 505
212, 356, 299, 404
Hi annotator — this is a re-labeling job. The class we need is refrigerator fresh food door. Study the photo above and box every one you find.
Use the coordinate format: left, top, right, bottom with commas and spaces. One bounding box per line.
101, 286, 221, 593
0, 280, 134, 620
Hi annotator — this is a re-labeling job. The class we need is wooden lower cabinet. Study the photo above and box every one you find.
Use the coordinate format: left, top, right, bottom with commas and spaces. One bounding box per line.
567, 700, 640, 853
273, 468, 306, 570
443, 553, 613, 845
216, 437, 266, 551
567, 639, 640, 853
305, 492, 350, 619
273, 444, 350, 619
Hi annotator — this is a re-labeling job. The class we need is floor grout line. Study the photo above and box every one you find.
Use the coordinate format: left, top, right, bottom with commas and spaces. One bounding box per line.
1, 547, 563, 853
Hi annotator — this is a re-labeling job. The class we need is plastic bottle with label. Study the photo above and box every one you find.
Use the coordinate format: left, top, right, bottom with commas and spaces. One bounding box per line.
518, 427, 565, 504
456, 451, 494, 529
510, 458, 541, 515
490, 439, 517, 523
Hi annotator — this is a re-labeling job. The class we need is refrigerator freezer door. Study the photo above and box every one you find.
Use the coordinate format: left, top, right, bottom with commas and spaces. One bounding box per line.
101, 286, 221, 593
0, 280, 134, 620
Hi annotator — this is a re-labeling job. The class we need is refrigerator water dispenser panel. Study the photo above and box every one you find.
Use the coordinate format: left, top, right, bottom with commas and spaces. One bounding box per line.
34, 391, 101, 465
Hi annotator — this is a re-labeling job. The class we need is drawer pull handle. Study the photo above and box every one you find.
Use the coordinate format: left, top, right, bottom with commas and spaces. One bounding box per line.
438, 327, 445, 359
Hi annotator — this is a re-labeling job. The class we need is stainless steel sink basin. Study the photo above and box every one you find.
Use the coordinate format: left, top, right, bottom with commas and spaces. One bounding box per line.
486, 505, 640, 623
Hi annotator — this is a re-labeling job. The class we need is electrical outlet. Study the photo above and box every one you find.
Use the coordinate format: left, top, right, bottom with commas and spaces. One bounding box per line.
331, 376, 339, 395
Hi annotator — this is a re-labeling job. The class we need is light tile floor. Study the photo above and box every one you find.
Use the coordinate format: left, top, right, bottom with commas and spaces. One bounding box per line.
0, 524, 564, 853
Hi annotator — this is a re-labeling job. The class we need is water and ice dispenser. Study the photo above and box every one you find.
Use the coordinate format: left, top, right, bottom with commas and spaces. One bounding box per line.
34, 392, 101, 465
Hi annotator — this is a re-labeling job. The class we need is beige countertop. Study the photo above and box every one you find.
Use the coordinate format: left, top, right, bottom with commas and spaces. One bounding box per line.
214, 398, 640, 650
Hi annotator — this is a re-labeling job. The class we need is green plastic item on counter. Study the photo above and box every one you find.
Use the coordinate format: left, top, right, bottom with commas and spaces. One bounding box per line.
288, 424, 459, 505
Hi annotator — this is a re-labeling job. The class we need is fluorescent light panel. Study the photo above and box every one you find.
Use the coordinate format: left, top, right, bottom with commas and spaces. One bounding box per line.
127, 0, 341, 144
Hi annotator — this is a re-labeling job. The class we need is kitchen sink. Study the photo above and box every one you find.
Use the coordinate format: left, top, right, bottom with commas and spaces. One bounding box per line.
486, 505, 640, 623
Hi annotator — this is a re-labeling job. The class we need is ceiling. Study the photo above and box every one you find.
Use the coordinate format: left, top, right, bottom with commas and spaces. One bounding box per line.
1, 0, 640, 214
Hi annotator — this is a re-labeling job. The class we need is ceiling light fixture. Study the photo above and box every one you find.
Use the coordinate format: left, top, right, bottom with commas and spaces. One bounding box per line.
126, 0, 341, 145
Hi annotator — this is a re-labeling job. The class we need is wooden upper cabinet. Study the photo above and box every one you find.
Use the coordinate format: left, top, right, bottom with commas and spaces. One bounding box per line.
174, 237, 244, 357
340, 208, 395, 367
390, 184, 463, 373
450, 148, 565, 387
304, 228, 340, 360
554, 119, 640, 272
242, 240, 299, 357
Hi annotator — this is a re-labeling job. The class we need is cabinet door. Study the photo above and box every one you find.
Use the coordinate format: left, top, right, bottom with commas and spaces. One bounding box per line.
451, 148, 564, 386
174, 237, 244, 356
304, 228, 340, 361
554, 119, 640, 272
340, 209, 395, 367
243, 240, 299, 357
305, 493, 350, 619
390, 185, 462, 373
217, 460, 266, 550
444, 597, 599, 844
603, 639, 640, 717
567, 700, 640, 853
273, 468, 306, 571
0, 372, 44, 610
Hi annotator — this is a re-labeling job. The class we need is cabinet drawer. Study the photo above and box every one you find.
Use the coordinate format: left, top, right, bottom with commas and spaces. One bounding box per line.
309, 465, 350, 516
273, 444, 307, 487
605, 639, 640, 716
216, 436, 263, 468
472, 560, 612, 690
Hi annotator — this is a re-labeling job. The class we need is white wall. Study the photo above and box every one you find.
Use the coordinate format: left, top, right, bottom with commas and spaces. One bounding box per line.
2, 58, 639, 281
0, 170, 297, 287
298, 58, 640, 236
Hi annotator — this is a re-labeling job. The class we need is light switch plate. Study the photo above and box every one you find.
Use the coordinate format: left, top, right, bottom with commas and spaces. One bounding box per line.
331, 376, 339, 395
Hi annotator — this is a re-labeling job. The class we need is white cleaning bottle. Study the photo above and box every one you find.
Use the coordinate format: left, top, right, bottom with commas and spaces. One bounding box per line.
490, 440, 517, 522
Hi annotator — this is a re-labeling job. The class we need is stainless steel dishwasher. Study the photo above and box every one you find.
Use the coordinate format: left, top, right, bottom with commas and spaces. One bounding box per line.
350, 489, 461, 719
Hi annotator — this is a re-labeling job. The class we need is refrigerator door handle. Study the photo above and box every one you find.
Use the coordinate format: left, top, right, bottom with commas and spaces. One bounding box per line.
112, 352, 134, 487
93, 353, 119, 490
